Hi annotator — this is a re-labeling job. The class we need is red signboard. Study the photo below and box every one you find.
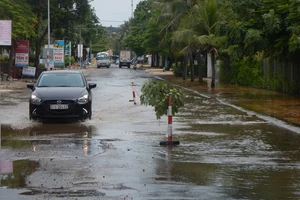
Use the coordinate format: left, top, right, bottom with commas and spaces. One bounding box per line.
15, 40, 30, 67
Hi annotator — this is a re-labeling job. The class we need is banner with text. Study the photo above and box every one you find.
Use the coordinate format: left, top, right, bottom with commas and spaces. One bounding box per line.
54, 40, 65, 66
22, 66, 36, 77
15, 40, 29, 67
0, 20, 12, 46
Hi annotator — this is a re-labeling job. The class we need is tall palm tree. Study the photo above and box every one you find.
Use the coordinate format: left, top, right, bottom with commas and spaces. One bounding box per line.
117, 21, 131, 49
173, 0, 221, 87
152, 0, 190, 72
194, 0, 220, 87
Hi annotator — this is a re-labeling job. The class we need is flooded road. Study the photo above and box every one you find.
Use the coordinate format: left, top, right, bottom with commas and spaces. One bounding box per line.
1, 65, 300, 199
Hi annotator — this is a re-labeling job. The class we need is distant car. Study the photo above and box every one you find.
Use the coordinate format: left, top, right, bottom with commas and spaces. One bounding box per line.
26, 70, 97, 121
131, 57, 137, 64
96, 52, 111, 68
131, 57, 144, 65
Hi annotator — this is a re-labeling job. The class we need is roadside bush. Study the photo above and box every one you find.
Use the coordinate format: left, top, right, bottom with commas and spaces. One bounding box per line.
64, 56, 75, 66
232, 57, 262, 87
219, 57, 239, 84
0, 56, 9, 63
172, 62, 183, 77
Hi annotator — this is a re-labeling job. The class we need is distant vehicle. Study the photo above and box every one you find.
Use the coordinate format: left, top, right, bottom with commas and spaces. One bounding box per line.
111, 55, 119, 64
96, 52, 111, 68
131, 56, 144, 65
26, 70, 97, 121
131, 57, 137, 64
119, 50, 131, 68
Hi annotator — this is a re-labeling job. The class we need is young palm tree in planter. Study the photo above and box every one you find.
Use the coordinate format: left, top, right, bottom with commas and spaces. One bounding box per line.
140, 80, 184, 145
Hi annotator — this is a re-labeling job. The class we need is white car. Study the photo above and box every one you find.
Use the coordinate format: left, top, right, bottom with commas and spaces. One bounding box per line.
96, 53, 111, 68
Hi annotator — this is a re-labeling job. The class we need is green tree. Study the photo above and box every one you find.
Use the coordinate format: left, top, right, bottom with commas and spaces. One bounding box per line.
123, 0, 152, 56
153, 0, 190, 71
25, 0, 106, 67
0, 0, 37, 77
171, 0, 223, 87
117, 21, 131, 49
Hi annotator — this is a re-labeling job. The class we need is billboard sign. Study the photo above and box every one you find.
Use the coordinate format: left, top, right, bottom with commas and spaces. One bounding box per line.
0, 20, 12, 46
65, 41, 71, 55
15, 40, 29, 67
53, 40, 65, 66
22, 66, 36, 77
78, 44, 83, 57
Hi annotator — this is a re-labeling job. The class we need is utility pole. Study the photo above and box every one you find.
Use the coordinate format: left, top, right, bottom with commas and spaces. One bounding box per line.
131, 0, 133, 18
80, 29, 82, 68
47, 0, 51, 70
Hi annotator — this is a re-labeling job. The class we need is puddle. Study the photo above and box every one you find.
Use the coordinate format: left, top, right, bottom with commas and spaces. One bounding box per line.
1, 123, 95, 138
164, 76, 300, 127
1, 123, 104, 159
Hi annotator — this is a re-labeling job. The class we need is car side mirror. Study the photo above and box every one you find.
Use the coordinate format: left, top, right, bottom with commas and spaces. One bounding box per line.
88, 83, 97, 89
27, 83, 35, 91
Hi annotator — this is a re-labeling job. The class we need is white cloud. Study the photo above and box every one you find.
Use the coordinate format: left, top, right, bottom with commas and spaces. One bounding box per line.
90, 0, 142, 27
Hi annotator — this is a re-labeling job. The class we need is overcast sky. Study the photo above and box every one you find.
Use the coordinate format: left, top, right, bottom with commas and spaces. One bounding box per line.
89, 0, 142, 27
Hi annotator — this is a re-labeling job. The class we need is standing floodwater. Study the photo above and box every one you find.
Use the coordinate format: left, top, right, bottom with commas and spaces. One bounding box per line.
0, 64, 300, 199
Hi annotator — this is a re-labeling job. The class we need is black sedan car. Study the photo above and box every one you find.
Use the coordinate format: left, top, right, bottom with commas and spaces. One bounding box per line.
27, 70, 97, 121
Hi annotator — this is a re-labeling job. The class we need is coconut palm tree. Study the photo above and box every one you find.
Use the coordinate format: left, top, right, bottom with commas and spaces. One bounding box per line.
172, 0, 221, 87
152, 0, 190, 73
117, 21, 131, 49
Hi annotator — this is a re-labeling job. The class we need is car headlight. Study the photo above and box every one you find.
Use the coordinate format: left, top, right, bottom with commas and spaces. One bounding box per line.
77, 94, 89, 104
31, 94, 42, 105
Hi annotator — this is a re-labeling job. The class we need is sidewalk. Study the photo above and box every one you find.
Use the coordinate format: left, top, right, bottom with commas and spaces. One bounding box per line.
140, 64, 173, 76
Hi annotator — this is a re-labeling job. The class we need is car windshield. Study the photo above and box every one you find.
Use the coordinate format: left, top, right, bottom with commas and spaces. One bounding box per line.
37, 73, 85, 87
96, 55, 109, 60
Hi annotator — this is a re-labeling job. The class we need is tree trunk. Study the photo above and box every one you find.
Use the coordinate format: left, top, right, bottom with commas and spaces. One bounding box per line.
190, 53, 194, 82
155, 54, 159, 67
197, 52, 203, 83
211, 51, 216, 88
183, 57, 188, 80
151, 54, 155, 67
169, 57, 173, 71
8, 40, 15, 78
35, 39, 41, 68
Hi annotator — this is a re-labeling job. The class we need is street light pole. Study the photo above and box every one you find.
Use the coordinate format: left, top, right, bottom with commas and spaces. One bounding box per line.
47, 0, 51, 70
131, 0, 133, 18
80, 29, 82, 67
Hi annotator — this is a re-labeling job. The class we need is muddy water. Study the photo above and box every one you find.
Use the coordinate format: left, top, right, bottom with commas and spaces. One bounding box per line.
1, 67, 300, 199
168, 91, 300, 199
165, 76, 300, 126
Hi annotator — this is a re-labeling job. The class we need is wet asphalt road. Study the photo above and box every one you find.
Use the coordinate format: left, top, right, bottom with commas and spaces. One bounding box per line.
1, 64, 300, 199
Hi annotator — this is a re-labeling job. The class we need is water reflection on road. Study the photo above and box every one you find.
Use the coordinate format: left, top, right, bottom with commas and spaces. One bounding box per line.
0, 123, 101, 190
165, 90, 300, 199
1, 66, 300, 199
